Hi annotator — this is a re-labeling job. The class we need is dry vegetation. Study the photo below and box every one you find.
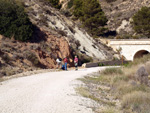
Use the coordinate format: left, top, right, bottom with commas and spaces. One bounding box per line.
77, 55, 150, 113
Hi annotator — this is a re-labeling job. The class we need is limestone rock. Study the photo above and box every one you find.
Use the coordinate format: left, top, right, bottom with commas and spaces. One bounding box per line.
135, 66, 149, 85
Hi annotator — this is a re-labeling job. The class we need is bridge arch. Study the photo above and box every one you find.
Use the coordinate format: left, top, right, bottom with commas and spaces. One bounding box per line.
133, 50, 150, 60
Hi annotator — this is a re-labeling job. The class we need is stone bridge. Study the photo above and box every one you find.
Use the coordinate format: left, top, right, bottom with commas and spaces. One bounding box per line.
107, 39, 150, 61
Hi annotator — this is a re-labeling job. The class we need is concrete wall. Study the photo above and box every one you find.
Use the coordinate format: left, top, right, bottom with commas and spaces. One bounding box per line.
85, 60, 128, 68
109, 39, 150, 61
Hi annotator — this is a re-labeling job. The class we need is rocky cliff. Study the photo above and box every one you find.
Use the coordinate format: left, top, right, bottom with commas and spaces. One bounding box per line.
24, 0, 113, 60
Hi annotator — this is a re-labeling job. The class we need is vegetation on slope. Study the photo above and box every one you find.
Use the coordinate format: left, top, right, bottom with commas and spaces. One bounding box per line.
68, 0, 108, 37
105, 0, 117, 3
132, 6, 150, 38
0, 0, 33, 41
78, 55, 150, 112
47, 0, 62, 9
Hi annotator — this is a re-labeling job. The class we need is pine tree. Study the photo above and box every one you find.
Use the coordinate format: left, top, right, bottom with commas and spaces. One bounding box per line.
132, 7, 150, 37
0, 0, 33, 41
72, 0, 108, 36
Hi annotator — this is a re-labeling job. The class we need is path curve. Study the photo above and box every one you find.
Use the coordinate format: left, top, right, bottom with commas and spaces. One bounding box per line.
0, 67, 106, 113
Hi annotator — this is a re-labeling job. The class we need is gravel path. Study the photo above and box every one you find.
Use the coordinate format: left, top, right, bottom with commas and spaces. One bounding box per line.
0, 67, 106, 113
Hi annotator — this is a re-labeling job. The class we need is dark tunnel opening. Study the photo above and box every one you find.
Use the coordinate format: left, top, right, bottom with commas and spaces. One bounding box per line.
134, 50, 150, 60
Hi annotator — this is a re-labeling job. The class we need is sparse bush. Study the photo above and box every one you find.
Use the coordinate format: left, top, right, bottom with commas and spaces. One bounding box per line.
47, 0, 62, 9
24, 51, 41, 67
132, 7, 150, 38
0, 0, 33, 41
2, 54, 11, 63
27, 53, 39, 66
115, 35, 122, 39
98, 63, 104, 66
57, 30, 67, 36
102, 68, 123, 75
67, 0, 74, 9
105, 0, 117, 3
122, 91, 150, 113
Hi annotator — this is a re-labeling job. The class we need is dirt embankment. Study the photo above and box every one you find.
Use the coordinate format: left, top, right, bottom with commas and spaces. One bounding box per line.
0, 31, 73, 77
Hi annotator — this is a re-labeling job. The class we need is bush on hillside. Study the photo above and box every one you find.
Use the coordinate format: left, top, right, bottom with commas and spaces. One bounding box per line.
105, 0, 117, 3
132, 7, 150, 38
0, 0, 33, 41
72, 0, 108, 36
47, 0, 62, 9
67, 0, 74, 9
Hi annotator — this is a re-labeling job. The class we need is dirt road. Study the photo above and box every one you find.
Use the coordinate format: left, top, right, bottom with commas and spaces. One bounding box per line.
0, 67, 106, 113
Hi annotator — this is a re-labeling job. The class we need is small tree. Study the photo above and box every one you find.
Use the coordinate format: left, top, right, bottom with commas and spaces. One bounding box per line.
132, 7, 150, 37
73, 0, 108, 36
0, 0, 33, 41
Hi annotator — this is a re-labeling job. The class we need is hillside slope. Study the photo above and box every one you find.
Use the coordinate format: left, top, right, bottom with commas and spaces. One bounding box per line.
61, 0, 150, 36
24, 0, 113, 59
100, 0, 150, 35
0, 0, 114, 76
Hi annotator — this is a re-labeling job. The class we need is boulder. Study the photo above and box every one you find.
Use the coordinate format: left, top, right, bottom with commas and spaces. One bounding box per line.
145, 61, 150, 75
135, 66, 149, 85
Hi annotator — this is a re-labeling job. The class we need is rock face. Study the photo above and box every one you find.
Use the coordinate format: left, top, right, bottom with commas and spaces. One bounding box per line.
24, 0, 113, 60
0, 0, 115, 76
135, 66, 149, 85
0, 31, 73, 76
99, 0, 150, 35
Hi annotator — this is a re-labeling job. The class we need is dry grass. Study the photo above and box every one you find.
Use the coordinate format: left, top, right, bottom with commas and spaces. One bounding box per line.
122, 91, 150, 113
101, 67, 123, 75
128, 54, 150, 66
77, 55, 150, 112
99, 107, 120, 113
114, 82, 150, 98
76, 87, 91, 98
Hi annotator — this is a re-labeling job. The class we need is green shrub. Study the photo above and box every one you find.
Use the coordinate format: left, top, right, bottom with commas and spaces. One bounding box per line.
67, 0, 74, 9
105, 0, 117, 3
132, 7, 150, 37
102, 68, 123, 75
0, 0, 33, 41
47, 0, 61, 9
72, 0, 108, 36
98, 63, 105, 66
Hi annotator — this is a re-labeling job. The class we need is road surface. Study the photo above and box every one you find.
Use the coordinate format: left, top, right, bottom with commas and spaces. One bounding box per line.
0, 67, 106, 113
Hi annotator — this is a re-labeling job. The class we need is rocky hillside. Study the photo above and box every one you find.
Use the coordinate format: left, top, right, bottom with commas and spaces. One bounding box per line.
0, 32, 72, 76
100, 0, 150, 35
0, 0, 115, 76
61, 0, 150, 36
24, 0, 113, 59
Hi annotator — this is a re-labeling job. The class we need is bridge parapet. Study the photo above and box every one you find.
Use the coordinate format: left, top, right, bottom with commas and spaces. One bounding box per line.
103, 39, 150, 61
109, 39, 150, 45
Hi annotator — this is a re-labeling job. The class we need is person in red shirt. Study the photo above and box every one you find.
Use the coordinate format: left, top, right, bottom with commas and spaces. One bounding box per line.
63, 57, 68, 71
74, 56, 78, 70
